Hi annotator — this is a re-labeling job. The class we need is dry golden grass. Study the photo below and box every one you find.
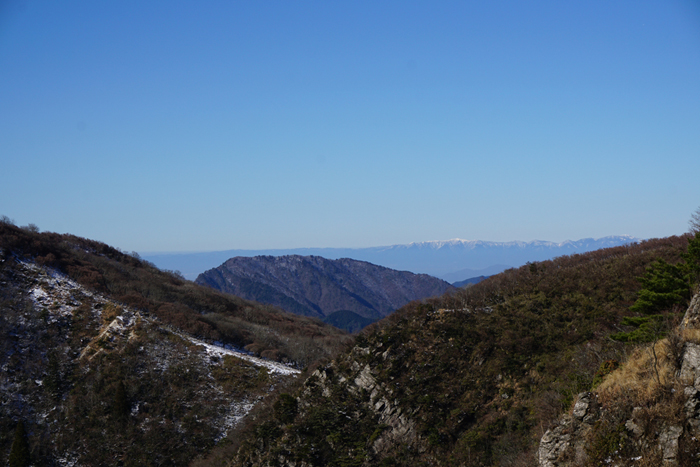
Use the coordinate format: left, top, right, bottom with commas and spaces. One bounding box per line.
590, 336, 696, 467
681, 327, 700, 344
597, 338, 677, 404
101, 302, 122, 324
599, 326, 700, 404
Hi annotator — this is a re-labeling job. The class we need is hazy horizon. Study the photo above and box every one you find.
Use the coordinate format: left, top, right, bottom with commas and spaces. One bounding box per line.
139, 234, 641, 255
142, 234, 641, 281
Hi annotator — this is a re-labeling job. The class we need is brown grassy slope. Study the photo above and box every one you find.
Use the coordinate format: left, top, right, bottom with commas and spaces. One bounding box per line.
0, 221, 351, 366
0, 243, 307, 466
567, 315, 700, 466
229, 235, 690, 467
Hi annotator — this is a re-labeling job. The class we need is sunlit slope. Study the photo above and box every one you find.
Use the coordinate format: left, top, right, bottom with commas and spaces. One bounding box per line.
228, 236, 689, 467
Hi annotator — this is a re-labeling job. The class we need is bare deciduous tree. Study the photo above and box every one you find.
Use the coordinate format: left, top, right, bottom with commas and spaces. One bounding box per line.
690, 206, 700, 234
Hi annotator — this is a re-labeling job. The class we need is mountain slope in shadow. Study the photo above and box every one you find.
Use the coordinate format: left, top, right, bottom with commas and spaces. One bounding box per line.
196, 255, 454, 330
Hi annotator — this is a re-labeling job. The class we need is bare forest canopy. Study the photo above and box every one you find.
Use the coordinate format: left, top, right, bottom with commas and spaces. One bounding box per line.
3, 213, 700, 467
225, 234, 698, 467
0, 221, 351, 367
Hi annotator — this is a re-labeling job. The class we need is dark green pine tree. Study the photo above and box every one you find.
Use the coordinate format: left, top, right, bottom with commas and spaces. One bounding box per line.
8, 420, 30, 467
682, 231, 700, 286
44, 351, 61, 399
613, 259, 690, 343
629, 259, 689, 315
273, 393, 298, 425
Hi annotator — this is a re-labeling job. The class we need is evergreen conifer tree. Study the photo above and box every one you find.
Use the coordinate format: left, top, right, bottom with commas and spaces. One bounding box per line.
8, 420, 30, 467
44, 351, 61, 399
628, 259, 688, 315
682, 231, 700, 286
613, 229, 700, 343
273, 393, 298, 425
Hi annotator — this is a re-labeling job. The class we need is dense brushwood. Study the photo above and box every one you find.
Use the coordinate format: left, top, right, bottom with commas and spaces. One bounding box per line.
0, 256, 296, 465
2, 217, 695, 466
0, 221, 355, 465
0, 222, 351, 366
227, 236, 691, 466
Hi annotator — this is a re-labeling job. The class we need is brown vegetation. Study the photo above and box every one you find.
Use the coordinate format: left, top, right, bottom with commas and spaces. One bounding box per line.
0, 221, 351, 367
228, 235, 692, 466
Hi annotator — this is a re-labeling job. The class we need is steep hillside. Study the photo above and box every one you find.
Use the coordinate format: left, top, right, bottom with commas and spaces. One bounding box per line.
538, 291, 700, 467
538, 279, 700, 465
0, 222, 350, 366
225, 236, 692, 467
196, 255, 454, 329
0, 221, 350, 465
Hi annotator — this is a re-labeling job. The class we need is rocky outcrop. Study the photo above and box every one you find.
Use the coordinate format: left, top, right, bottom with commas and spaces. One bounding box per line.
659, 425, 683, 464
538, 392, 598, 467
538, 290, 700, 467
352, 364, 419, 455
304, 353, 421, 458
679, 342, 700, 383
680, 289, 700, 331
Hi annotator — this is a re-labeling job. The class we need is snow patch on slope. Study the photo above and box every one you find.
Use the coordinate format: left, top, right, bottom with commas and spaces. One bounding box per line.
19, 259, 299, 374
178, 333, 301, 376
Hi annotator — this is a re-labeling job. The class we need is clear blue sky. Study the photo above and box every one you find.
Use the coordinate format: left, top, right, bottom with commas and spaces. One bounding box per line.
1, 1, 699, 253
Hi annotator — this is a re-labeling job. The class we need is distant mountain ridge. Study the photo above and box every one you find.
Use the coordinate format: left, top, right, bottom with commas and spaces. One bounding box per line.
144, 235, 640, 281
452, 275, 489, 288
195, 255, 454, 330
391, 236, 638, 250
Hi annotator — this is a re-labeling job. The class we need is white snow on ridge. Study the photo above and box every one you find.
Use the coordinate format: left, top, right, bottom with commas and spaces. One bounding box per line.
12, 257, 300, 450
392, 235, 639, 250
178, 333, 301, 376
22, 260, 103, 319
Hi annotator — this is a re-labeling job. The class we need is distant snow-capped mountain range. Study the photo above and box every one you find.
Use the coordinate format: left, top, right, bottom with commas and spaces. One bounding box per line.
143, 235, 640, 283
384, 236, 638, 251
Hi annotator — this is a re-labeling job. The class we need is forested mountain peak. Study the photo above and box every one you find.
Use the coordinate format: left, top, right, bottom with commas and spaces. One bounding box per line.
195, 255, 454, 331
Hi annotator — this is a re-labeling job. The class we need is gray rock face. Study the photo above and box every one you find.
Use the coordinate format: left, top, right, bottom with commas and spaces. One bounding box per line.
196, 255, 454, 323
538, 418, 573, 467
538, 291, 700, 467
538, 392, 598, 467
680, 342, 700, 383
684, 386, 700, 432
680, 290, 700, 331
572, 392, 591, 421
302, 354, 420, 460
659, 425, 683, 464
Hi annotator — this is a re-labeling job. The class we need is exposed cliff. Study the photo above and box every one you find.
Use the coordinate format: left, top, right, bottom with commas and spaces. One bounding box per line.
538, 291, 700, 466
